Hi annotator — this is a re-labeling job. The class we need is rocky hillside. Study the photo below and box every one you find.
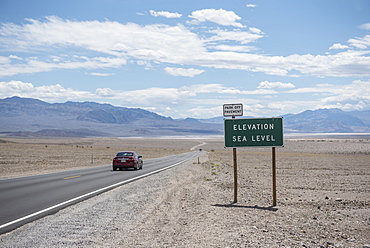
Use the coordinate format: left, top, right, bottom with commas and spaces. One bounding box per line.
198, 109, 370, 133
0, 97, 222, 137
282, 109, 370, 133
0, 97, 369, 137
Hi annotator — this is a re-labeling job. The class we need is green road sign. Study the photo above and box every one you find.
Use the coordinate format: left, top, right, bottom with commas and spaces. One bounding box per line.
224, 118, 283, 147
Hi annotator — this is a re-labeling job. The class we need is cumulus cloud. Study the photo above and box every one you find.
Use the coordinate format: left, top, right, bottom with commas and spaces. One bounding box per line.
286, 79, 370, 111
0, 80, 93, 99
359, 23, 370, 30
0, 56, 10, 64
0, 80, 278, 108
0, 16, 370, 78
329, 43, 350, 50
348, 35, 370, 49
95, 87, 196, 112
89, 72, 115, 76
208, 45, 256, 52
249, 27, 263, 34
206, 29, 264, 44
0, 80, 34, 94
164, 67, 205, 77
9, 55, 23, 60
189, 9, 244, 27
95, 87, 117, 97
180, 84, 277, 95
0, 16, 204, 57
257, 81, 295, 89
0, 55, 127, 77
150, 10, 182, 18
2, 79, 369, 118
317, 80, 370, 110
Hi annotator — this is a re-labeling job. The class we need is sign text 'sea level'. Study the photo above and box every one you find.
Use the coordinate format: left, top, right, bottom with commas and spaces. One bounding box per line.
224, 118, 283, 147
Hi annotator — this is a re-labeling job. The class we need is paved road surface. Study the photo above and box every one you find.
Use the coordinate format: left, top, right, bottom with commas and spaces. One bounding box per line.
0, 151, 201, 233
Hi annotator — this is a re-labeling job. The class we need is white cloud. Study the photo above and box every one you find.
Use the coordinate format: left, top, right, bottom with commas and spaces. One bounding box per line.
348, 35, 370, 49
249, 27, 263, 34
186, 106, 222, 118
257, 81, 295, 89
189, 9, 244, 27
182, 84, 240, 94
110, 87, 193, 108
0, 16, 204, 58
0, 55, 127, 77
359, 23, 370, 30
208, 45, 256, 52
0, 16, 370, 78
286, 79, 370, 111
0, 80, 277, 108
206, 29, 264, 44
2, 79, 369, 118
95, 87, 117, 97
317, 79, 370, 110
150, 10, 182, 18
0, 80, 93, 100
180, 84, 277, 95
112, 84, 276, 116
246, 4, 257, 8
164, 67, 205, 77
0, 56, 10, 64
0, 80, 34, 94
329, 43, 349, 50
89, 72, 115, 76
282, 51, 370, 77
9, 55, 23, 60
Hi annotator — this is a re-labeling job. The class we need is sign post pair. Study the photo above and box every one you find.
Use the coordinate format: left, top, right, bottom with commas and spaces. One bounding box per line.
223, 104, 283, 206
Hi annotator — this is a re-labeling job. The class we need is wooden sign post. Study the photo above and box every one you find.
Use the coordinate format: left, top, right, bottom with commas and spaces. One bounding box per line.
224, 116, 283, 206
223, 104, 243, 203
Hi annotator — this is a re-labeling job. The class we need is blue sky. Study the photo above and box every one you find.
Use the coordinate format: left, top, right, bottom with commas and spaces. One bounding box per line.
0, 0, 369, 118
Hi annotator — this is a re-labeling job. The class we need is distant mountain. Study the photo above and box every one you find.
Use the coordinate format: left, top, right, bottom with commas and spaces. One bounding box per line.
282, 108, 370, 133
197, 116, 224, 124
0, 96, 222, 137
0, 97, 369, 137
348, 110, 370, 125
198, 108, 370, 133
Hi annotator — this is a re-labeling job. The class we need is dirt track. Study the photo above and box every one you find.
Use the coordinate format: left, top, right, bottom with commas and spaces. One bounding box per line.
0, 137, 369, 247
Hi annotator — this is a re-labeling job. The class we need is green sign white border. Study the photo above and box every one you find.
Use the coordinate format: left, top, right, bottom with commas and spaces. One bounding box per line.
224, 117, 284, 148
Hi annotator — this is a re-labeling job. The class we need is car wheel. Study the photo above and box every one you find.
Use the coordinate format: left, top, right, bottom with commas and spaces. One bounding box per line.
134, 163, 138, 170
113, 166, 117, 171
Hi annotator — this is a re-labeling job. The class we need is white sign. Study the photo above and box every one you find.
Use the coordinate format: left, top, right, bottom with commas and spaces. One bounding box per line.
223, 103, 243, 117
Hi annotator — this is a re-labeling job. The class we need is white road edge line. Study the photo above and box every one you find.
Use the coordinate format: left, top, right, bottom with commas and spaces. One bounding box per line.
0, 159, 188, 230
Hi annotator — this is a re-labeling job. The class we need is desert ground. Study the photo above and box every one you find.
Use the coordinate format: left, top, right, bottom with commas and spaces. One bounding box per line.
0, 136, 369, 247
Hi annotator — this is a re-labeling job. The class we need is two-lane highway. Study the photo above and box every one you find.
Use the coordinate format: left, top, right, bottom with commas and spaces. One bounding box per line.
0, 151, 202, 234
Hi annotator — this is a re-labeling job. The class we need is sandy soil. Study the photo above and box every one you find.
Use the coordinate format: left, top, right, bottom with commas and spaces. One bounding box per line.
0, 137, 200, 179
0, 137, 369, 247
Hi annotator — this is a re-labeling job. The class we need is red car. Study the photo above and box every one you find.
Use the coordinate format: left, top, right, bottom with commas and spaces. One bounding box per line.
112, 151, 143, 171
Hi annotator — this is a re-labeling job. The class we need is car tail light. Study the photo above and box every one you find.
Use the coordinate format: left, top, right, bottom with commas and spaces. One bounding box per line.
126, 157, 135, 162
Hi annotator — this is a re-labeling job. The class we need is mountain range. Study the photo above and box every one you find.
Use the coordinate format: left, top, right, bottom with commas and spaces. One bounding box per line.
0, 96, 369, 137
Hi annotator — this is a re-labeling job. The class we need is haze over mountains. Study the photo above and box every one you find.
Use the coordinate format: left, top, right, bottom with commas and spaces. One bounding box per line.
0, 97, 369, 137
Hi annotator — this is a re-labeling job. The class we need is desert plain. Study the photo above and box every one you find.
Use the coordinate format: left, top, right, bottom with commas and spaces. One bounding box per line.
0, 136, 369, 247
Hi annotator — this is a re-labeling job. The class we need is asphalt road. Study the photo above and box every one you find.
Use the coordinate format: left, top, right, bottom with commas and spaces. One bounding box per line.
0, 151, 202, 234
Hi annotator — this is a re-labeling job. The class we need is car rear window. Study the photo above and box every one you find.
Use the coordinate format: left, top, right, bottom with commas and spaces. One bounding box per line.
116, 152, 134, 156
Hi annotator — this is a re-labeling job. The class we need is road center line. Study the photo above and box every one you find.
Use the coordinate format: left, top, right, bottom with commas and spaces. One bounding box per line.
0, 158, 192, 232
63, 175, 81, 180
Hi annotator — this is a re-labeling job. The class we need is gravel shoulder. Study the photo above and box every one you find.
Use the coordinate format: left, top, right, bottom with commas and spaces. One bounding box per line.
0, 137, 369, 247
